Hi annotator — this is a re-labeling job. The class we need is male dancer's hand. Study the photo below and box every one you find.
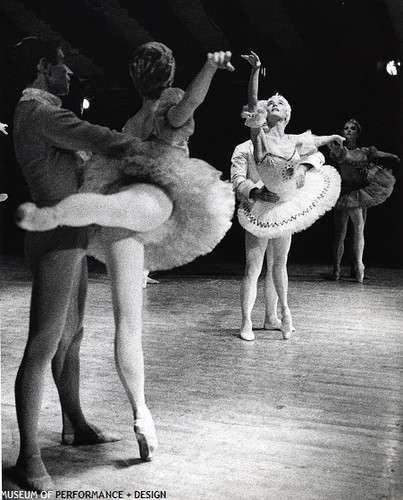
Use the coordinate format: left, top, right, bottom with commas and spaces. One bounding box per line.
250, 186, 279, 202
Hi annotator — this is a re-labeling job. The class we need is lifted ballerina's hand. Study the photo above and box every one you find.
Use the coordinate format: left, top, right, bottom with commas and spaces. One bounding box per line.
207, 51, 235, 72
241, 51, 261, 69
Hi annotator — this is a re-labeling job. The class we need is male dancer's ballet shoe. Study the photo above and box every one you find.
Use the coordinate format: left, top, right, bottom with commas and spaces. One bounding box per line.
134, 406, 158, 461
62, 424, 121, 446
14, 454, 54, 493
281, 308, 293, 340
239, 329, 255, 341
15, 202, 57, 231
331, 268, 340, 281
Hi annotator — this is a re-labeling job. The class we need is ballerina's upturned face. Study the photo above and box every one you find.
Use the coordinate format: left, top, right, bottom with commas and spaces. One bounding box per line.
343, 121, 359, 141
266, 96, 289, 124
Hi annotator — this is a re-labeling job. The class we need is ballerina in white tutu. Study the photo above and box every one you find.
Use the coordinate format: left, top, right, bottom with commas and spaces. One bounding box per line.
17, 42, 235, 460
231, 51, 342, 341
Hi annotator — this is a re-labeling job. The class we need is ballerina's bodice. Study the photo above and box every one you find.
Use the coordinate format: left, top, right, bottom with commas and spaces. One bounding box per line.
256, 133, 316, 202
331, 146, 377, 189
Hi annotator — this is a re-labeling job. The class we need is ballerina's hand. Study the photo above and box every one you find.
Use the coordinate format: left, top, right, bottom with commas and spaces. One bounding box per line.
207, 51, 235, 72
251, 186, 279, 202
241, 51, 261, 69
393, 154, 401, 162
0, 123, 8, 135
331, 135, 345, 147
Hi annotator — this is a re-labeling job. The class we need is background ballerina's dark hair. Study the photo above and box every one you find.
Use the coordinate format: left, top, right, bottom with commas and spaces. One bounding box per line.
344, 118, 362, 136
129, 42, 176, 99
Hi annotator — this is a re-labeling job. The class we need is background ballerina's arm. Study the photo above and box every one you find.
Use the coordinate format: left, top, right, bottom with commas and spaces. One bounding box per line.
369, 148, 400, 163
166, 51, 234, 129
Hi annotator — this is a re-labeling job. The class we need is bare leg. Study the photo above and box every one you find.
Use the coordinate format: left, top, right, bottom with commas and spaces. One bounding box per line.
15, 239, 87, 492
240, 231, 268, 341
349, 208, 366, 282
51, 260, 120, 446
271, 234, 293, 339
333, 209, 349, 280
104, 232, 157, 460
16, 184, 173, 232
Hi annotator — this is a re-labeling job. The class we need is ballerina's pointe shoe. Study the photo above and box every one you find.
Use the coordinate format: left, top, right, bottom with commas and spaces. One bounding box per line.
240, 329, 255, 341
281, 308, 293, 340
134, 407, 158, 461
15, 202, 57, 231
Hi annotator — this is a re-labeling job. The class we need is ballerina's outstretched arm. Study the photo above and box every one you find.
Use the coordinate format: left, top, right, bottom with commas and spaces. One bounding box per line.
241, 51, 266, 164
16, 183, 173, 232
167, 51, 234, 128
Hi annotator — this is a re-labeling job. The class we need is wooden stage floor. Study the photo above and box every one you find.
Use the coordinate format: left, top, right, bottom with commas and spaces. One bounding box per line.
1, 256, 403, 499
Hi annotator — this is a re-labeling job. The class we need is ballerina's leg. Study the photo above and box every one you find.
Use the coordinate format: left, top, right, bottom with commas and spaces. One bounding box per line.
240, 231, 268, 340
271, 233, 293, 339
16, 184, 173, 232
263, 241, 280, 330
104, 231, 157, 460
333, 209, 349, 280
349, 208, 366, 282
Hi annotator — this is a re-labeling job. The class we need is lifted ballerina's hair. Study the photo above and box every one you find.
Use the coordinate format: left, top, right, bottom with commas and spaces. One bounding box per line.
344, 118, 361, 136
129, 42, 176, 99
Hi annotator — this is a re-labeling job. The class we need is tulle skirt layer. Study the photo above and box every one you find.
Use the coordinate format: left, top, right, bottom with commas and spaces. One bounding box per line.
336, 165, 395, 210
81, 141, 235, 271
237, 165, 341, 238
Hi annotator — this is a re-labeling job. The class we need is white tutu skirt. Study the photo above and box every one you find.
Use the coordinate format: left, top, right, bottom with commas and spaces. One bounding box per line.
238, 165, 341, 238
336, 165, 395, 210
81, 140, 235, 271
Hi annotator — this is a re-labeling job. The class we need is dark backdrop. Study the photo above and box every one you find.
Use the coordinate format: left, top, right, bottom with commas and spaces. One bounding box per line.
1, 0, 402, 270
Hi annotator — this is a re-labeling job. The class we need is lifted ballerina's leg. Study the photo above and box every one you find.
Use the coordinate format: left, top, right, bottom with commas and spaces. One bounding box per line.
16, 184, 173, 233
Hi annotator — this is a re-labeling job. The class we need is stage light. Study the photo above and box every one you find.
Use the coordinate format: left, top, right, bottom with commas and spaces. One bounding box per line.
386, 60, 400, 76
82, 97, 90, 110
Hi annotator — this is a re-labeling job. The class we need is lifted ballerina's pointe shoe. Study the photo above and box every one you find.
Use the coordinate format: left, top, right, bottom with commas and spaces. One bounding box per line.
15, 202, 57, 231
134, 406, 158, 461
281, 308, 293, 340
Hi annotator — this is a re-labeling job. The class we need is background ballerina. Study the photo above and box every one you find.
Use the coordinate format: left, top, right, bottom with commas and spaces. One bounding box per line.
329, 118, 399, 282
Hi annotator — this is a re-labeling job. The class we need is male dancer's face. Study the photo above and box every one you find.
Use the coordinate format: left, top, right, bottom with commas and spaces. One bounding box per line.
46, 48, 73, 96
